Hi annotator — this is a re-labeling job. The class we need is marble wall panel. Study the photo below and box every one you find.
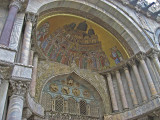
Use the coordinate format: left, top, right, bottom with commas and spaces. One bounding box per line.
12, 64, 32, 80
9, 13, 25, 51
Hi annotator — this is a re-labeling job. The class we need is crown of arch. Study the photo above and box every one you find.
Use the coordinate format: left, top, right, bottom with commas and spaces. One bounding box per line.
27, 0, 153, 54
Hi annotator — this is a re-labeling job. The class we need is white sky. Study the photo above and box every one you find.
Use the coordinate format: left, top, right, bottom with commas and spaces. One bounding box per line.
146, 0, 157, 3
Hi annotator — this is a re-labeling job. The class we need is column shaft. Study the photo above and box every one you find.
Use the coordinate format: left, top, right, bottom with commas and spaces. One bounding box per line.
6, 95, 24, 120
124, 67, 138, 106
106, 73, 119, 111
152, 54, 160, 75
30, 54, 38, 97
115, 70, 129, 109
132, 64, 147, 101
20, 21, 32, 65
0, 80, 9, 120
0, 6, 19, 46
29, 50, 34, 65
140, 59, 157, 96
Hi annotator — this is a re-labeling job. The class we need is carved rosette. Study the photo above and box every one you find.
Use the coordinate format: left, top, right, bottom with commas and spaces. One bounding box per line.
10, 0, 26, 10
10, 80, 30, 96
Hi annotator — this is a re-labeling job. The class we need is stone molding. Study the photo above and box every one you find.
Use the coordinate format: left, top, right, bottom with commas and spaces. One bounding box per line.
10, 0, 26, 11
10, 80, 30, 97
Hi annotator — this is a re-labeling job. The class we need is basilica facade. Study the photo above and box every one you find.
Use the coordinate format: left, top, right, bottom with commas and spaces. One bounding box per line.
0, 0, 160, 120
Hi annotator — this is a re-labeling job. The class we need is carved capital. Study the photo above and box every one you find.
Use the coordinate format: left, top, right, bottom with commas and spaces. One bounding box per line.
136, 53, 146, 61
10, 80, 30, 96
148, 50, 159, 59
128, 59, 136, 67
10, 0, 26, 10
25, 12, 38, 25
123, 64, 129, 71
106, 72, 111, 78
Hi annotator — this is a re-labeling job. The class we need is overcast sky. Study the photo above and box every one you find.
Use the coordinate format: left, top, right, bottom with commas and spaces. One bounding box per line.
146, 0, 157, 3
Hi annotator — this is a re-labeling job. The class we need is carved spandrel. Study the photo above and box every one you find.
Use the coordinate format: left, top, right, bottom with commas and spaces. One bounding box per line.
10, 80, 30, 96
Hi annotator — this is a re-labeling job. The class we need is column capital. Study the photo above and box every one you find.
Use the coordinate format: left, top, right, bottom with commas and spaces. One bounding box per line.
25, 12, 38, 24
10, 80, 30, 97
123, 64, 129, 71
106, 72, 111, 77
136, 52, 146, 61
148, 50, 159, 59
10, 0, 26, 11
128, 59, 136, 67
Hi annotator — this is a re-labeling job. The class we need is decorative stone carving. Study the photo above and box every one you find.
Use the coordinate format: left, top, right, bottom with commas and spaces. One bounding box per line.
67, 79, 74, 86
25, 12, 37, 25
10, 0, 26, 10
136, 52, 146, 61
72, 88, 80, 96
22, 108, 32, 119
0, 65, 13, 80
83, 90, 90, 98
49, 83, 58, 92
10, 80, 30, 96
62, 86, 70, 95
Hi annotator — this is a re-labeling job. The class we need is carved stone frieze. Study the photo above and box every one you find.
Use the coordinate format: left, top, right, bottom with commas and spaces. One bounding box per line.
9, 80, 30, 96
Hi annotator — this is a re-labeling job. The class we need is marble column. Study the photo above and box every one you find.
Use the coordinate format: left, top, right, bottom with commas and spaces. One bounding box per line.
20, 13, 36, 66
115, 70, 129, 110
128, 59, 147, 102
0, 0, 24, 46
137, 53, 157, 96
30, 53, 38, 97
149, 51, 160, 75
106, 73, 119, 112
123, 66, 138, 106
6, 81, 29, 120
0, 80, 9, 120
29, 50, 34, 65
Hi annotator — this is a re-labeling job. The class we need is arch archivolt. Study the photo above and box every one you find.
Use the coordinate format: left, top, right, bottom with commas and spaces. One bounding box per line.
27, 0, 153, 54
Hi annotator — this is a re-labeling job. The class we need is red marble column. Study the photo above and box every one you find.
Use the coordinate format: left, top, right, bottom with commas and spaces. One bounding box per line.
0, 1, 22, 46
